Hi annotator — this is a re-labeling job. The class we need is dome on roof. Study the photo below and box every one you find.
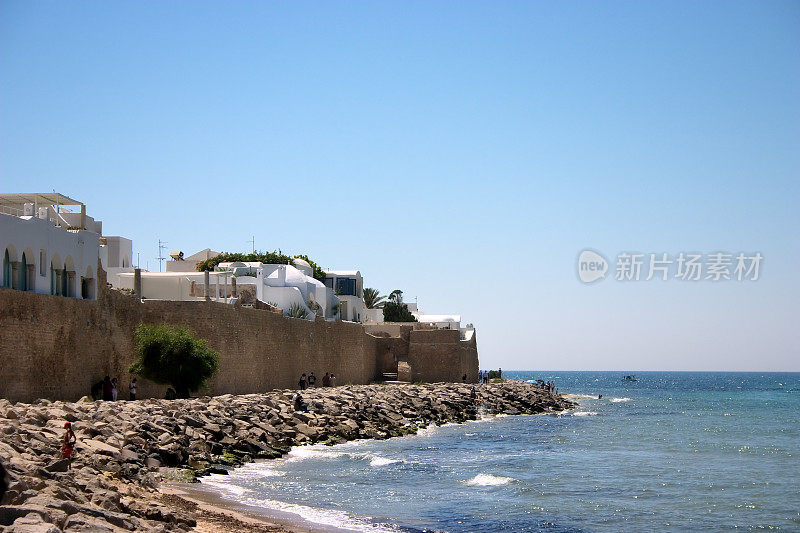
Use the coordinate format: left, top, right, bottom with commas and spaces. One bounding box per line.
292, 258, 311, 268
292, 258, 314, 277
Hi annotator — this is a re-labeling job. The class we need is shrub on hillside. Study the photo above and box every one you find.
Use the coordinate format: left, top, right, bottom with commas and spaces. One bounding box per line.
129, 323, 220, 399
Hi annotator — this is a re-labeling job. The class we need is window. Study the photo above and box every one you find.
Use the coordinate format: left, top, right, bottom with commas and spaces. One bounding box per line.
40, 250, 46, 276
336, 277, 356, 296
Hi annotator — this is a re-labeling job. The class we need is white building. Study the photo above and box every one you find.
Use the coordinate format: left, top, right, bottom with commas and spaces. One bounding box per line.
122, 254, 340, 321
165, 248, 221, 272
364, 300, 474, 340
99, 235, 134, 288
257, 263, 334, 319
1, 193, 102, 300
324, 270, 366, 322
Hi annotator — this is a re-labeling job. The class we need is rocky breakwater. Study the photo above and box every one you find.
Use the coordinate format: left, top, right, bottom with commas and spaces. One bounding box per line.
0, 381, 574, 532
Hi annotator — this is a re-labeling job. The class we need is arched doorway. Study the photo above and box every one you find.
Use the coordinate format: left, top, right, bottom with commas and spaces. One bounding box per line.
50, 253, 61, 295
19, 252, 28, 291
2, 249, 10, 288
63, 255, 75, 297
81, 266, 95, 300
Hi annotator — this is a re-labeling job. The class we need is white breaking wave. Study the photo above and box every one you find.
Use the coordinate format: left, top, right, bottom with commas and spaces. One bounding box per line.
369, 455, 400, 467
415, 424, 440, 437
564, 393, 598, 399
284, 445, 342, 462
244, 496, 398, 532
464, 474, 515, 486
257, 469, 287, 477
200, 476, 253, 497
572, 411, 598, 417
610, 397, 632, 403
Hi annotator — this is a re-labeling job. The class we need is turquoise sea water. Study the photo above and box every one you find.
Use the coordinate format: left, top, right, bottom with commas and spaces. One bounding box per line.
200, 372, 800, 532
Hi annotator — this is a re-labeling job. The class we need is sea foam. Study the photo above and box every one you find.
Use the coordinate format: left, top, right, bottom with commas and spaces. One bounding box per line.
246, 497, 397, 532
464, 474, 515, 486
369, 455, 400, 467
611, 397, 632, 403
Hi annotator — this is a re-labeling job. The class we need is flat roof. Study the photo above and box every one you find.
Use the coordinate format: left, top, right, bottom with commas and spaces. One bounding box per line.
415, 314, 462, 322
0, 192, 83, 207
325, 270, 361, 277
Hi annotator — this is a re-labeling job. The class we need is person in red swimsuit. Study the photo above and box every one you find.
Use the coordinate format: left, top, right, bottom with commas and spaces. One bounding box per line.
61, 422, 76, 469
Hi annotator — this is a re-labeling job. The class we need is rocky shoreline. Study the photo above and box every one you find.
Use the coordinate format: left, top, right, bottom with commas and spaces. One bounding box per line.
0, 381, 574, 532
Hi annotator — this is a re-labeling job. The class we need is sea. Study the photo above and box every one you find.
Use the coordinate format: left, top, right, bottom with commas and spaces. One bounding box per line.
197, 372, 800, 532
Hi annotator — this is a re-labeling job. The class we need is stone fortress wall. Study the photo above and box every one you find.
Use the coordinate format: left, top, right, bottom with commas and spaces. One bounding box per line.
0, 276, 478, 402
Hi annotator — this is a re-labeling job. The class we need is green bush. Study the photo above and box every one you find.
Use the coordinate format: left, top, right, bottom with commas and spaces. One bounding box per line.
382, 289, 417, 322
129, 323, 220, 399
287, 302, 310, 319
487, 370, 501, 379
382, 302, 417, 322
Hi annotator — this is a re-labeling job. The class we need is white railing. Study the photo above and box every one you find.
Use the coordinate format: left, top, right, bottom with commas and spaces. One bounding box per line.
0, 205, 24, 216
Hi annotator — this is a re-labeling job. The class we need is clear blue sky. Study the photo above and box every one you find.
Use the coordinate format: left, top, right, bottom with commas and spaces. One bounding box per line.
2, 1, 798, 370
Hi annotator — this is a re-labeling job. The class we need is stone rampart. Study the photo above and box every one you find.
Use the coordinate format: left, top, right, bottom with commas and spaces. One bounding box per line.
0, 285, 478, 401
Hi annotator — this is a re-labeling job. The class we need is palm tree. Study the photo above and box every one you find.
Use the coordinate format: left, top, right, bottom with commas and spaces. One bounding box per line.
388, 289, 403, 305
363, 288, 386, 309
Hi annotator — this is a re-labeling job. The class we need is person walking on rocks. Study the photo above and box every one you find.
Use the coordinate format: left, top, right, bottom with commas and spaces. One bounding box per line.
111, 378, 118, 401
299, 373, 307, 390
322, 372, 331, 387
308, 372, 317, 387
129, 378, 137, 401
61, 422, 77, 470
102, 376, 113, 401
330, 373, 337, 387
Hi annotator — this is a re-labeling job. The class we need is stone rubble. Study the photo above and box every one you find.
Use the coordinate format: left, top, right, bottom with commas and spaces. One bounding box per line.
0, 381, 574, 532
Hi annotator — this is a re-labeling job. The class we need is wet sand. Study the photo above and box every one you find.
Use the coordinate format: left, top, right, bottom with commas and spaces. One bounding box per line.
161, 482, 347, 533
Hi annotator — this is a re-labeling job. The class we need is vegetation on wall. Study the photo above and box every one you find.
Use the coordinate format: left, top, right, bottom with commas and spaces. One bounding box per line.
307, 298, 321, 313
382, 289, 417, 322
196, 251, 326, 283
363, 288, 386, 309
129, 323, 220, 399
287, 302, 310, 319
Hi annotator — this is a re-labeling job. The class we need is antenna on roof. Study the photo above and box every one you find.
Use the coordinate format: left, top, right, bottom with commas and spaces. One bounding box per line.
157, 239, 168, 272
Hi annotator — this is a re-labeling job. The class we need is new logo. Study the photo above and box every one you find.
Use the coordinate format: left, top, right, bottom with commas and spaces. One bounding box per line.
577, 249, 608, 283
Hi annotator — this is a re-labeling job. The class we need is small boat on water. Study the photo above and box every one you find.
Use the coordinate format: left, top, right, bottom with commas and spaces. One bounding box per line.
622, 375, 638, 382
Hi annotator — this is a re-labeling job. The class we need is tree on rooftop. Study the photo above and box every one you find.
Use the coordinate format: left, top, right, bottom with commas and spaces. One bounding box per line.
363, 288, 386, 309
129, 323, 220, 399
195, 251, 326, 283
383, 289, 417, 322
388, 289, 403, 305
